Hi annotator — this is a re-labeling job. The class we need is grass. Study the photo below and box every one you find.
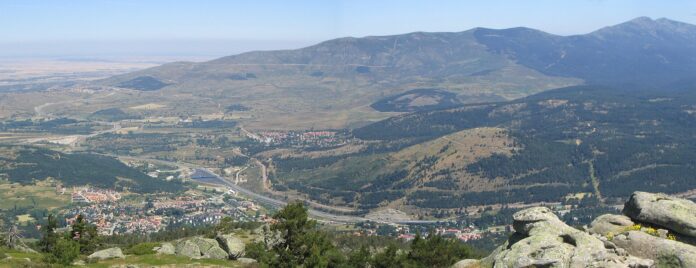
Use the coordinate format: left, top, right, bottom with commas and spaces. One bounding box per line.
0, 180, 70, 211
84, 254, 245, 268
16, 214, 35, 224
0, 248, 248, 268
0, 248, 44, 268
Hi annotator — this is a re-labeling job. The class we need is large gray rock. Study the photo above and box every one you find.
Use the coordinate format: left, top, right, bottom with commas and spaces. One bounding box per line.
588, 214, 634, 236
216, 233, 246, 259
613, 231, 696, 267
87, 247, 125, 261
452, 259, 480, 268
480, 207, 653, 268
174, 237, 229, 260
238, 257, 258, 265
175, 240, 201, 259
190, 237, 228, 259
154, 242, 175, 255
623, 191, 696, 238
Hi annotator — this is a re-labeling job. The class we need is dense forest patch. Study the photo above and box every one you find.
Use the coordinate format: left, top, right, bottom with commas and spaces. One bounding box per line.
370, 88, 462, 112
117, 76, 170, 91
0, 146, 184, 193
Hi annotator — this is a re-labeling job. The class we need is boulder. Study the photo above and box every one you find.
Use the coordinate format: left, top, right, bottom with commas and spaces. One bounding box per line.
154, 242, 175, 255
175, 240, 201, 259
623, 191, 696, 238
452, 259, 480, 268
588, 214, 634, 236
87, 247, 125, 261
253, 225, 284, 247
613, 230, 696, 267
190, 237, 228, 259
480, 207, 653, 268
238, 257, 258, 265
216, 233, 246, 259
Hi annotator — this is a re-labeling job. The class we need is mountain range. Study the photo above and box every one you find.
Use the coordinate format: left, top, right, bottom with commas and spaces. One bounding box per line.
90, 17, 696, 129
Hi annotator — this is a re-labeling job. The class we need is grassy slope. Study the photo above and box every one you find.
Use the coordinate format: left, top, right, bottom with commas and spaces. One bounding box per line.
277, 127, 516, 209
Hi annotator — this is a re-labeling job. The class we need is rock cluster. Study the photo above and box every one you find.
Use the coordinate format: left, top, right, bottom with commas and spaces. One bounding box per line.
167, 234, 247, 260
458, 191, 696, 268
88, 247, 125, 261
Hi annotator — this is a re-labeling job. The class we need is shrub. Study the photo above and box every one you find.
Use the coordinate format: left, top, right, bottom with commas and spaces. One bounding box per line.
125, 242, 160, 255
45, 238, 80, 265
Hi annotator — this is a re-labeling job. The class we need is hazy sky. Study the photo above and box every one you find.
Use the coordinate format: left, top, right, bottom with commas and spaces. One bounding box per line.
2, 0, 696, 58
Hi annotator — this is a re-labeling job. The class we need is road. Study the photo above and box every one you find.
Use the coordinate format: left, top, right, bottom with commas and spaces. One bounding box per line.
22, 121, 121, 146
52, 124, 444, 225
192, 168, 370, 224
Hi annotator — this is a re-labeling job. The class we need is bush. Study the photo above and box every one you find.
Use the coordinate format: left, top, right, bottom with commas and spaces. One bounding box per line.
45, 238, 80, 265
125, 242, 160, 255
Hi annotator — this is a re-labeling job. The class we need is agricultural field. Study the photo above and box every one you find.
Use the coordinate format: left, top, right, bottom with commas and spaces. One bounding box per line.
0, 180, 70, 211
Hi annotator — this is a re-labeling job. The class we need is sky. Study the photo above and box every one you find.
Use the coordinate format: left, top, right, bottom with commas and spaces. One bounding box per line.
2, 0, 696, 58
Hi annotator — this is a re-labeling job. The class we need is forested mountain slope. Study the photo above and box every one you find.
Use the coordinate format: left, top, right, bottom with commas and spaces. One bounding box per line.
270, 84, 696, 210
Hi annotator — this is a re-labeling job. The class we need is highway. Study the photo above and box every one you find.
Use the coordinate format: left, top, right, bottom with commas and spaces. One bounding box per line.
191, 168, 369, 224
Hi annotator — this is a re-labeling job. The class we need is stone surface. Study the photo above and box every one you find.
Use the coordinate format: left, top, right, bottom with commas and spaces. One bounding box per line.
613, 230, 696, 267
588, 214, 634, 236
238, 257, 258, 265
452, 259, 480, 268
460, 192, 696, 268
87, 247, 125, 261
191, 237, 228, 259
175, 240, 202, 259
216, 233, 246, 259
154, 242, 176, 255
480, 207, 653, 268
623, 191, 696, 238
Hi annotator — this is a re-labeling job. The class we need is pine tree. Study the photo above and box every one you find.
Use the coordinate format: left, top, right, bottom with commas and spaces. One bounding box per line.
39, 214, 58, 252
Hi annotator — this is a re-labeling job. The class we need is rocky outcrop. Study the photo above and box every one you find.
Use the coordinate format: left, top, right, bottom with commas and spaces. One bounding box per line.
88, 247, 125, 261
466, 191, 696, 268
588, 214, 634, 236
190, 237, 228, 259
238, 257, 258, 265
154, 242, 175, 255
173, 236, 241, 260
216, 234, 245, 259
613, 231, 696, 267
175, 240, 201, 259
452, 259, 480, 268
480, 207, 652, 268
623, 191, 696, 239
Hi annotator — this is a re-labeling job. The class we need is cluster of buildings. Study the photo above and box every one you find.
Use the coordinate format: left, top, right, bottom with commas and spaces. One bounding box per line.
70, 187, 122, 204
433, 227, 485, 242
246, 129, 346, 147
354, 222, 499, 243
64, 191, 259, 235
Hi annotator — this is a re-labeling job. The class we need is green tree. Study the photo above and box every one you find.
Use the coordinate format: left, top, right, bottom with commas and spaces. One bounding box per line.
345, 245, 371, 267
405, 231, 480, 267
252, 201, 345, 267
39, 214, 59, 253
45, 238, 80, 265
69, 214, 100, 254
371, 244, 404, 268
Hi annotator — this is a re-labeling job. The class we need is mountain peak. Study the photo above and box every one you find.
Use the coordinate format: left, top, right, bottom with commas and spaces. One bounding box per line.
626, 16, 655, 24
590, 16, 696, 38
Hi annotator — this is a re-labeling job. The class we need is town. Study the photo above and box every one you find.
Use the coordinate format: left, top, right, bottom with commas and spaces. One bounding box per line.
245, 129, 350, 147
63, 186, 261, 236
